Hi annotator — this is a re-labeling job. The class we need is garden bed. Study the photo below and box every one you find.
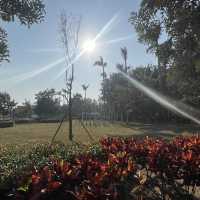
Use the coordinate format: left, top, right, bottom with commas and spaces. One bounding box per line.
0, 135, 199, 199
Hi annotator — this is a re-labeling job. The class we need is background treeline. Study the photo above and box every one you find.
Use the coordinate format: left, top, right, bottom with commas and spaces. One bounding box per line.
102, 64, 200, 123
1, 0, 200, 124
0, 89, 99, 122
101, 0, 200, 123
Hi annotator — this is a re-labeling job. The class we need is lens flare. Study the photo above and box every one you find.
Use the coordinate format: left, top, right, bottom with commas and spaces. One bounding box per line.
53, 50, 86, 81
0, 57, 65, 86
93, 13, 119, 42
2, 12, 120, 85
28, 48, 62, 53
83, 39, 96, 52
101, 35, 133, 45
119, 70, 200, 125
53, 12, 119, 80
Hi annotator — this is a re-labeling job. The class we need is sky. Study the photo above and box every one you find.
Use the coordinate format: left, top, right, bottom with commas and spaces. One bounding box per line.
0, 0, 156, 104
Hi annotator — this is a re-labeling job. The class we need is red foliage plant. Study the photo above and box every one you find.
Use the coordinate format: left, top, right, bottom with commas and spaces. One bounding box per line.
14, 135, 200, 199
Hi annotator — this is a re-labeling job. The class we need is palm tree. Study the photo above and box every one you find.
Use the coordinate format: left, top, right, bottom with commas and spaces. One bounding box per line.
94, 56, 107, 82
81, 84, 89, 122
121, 47, 128, 73
94, 56, 107, 120
116, 63, 124, 72
82, 84, 89, 100
120, 47, 130, 123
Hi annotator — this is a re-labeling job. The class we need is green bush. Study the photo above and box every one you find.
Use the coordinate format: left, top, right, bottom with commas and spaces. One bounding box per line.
0, 142, 92, 190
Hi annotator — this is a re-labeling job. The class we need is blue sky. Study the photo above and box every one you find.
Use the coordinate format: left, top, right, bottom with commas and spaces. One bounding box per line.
0, 0, 156, 104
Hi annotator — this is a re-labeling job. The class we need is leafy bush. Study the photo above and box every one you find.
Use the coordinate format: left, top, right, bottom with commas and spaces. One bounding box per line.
0, 142, 84, 190
0, 135, 199, 199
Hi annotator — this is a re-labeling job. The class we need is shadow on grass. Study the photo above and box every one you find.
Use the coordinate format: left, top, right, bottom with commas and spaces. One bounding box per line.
107, 122, 200, 140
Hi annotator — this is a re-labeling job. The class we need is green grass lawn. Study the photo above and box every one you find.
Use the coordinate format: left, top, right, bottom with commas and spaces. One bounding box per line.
0, 120, 198, 145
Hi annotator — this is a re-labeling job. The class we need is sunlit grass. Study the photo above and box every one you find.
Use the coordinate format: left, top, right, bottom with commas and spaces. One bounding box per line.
0, 120, 194, 145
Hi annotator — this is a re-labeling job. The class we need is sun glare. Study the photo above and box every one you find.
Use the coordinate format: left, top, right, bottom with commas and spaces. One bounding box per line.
83, 39, 96, 52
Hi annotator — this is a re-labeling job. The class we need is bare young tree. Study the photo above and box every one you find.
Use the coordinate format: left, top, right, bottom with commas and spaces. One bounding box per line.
59, 11, 81, 141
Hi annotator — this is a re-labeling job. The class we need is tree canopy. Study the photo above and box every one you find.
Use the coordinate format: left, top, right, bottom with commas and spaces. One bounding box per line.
96, 0, 200, 123
130, 0, 200, 67
34, 89, 60, 118
15, 100, 32, 118
0, 92, 16, 115
0, 0, 45, 63
129, 0, 200, 105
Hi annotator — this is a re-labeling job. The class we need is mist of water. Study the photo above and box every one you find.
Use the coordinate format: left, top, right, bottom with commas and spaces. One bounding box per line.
119, 71, 200, 125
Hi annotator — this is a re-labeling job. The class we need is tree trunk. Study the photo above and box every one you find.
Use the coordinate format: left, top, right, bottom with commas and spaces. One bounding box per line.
68, 88, 73, 141
121, 112, 123, 122
102, 66, 106, 120
68, 65, 74, 141
126, 111, 129, 124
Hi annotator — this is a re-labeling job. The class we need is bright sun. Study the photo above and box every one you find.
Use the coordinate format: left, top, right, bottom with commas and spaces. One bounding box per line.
83, 39, 96, 52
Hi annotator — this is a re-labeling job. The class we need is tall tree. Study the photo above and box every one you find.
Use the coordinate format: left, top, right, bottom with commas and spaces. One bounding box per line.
129, 0, 200, 104
81, 84, 89, 121
0, 92, 16, 116
15, 100, 32, 118
94, 56, 107, 118
72, 93, 83, 117
121, 47, 130, 122
34, 89, 60, 119
59, 11, 81, 141
94, 56, 107, 82
82, 84, 89, 100
0, 0, 45, 63
116, 47, 131, 122
103, 65, 171, 123
121, 47, 128, 73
